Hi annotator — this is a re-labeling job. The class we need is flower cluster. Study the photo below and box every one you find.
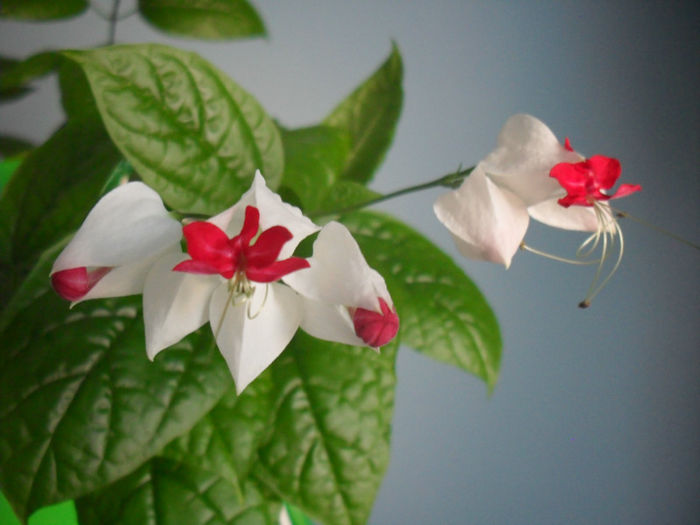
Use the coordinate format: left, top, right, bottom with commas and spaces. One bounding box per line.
51, 172, 398, 392
434, 114, 641, 305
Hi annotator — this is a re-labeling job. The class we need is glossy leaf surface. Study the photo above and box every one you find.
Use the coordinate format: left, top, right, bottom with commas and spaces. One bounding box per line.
65, 44, 283, 215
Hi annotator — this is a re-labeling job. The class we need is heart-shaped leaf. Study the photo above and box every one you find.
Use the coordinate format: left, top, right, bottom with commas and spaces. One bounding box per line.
255, 333, 398, 525
64, 44, 283, 215
0, 293, 231, 521
342, 211, 502, 389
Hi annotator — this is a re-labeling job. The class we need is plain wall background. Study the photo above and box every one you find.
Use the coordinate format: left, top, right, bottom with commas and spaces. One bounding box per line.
1, 1, 698, 523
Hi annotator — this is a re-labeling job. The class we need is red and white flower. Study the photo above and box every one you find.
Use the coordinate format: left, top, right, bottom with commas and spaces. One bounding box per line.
433, 114, 640, 268
52, 172, 398, 392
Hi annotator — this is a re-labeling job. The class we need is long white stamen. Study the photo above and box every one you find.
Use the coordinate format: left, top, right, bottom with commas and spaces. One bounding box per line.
521, 202, 625, 308
520, 242, 600, 265
247, 283, 269, 320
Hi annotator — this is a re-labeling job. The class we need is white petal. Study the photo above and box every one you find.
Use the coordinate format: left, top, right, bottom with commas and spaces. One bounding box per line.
528, 198, 600, 232
283, 221, 389, 311
52, 182, 182, 273
143, 252, 220, 360
480, 114, 583, 205
209, 281, 301, 393
298, 296, 365, 347
433, 167, 529, 268
76, 245, 178, 304
209, 171, 319, 258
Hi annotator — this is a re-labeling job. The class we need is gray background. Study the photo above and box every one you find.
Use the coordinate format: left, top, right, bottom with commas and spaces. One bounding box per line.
1, 1, 698, 524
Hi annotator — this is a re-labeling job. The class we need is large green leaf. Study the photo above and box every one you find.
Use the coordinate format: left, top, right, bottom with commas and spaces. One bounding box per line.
76, 459, 279, 525
0, 294, 231, 522
279, 125, 350, 213
323, 44, 403, 184
342, 211, 502, 389
0, 118, 121, 303
254, 333, 398, 525
139, 0, 266, 40
0, 0, 87, 20
64, 44, 283, 215
162, 372, 276, 493
58, 59, 99, 120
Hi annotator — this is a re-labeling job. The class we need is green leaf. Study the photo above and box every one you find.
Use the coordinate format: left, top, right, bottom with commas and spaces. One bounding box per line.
0, 52, 61, 101
0, 294, 232, 521
0, 135, 33, 159
0, 158, 21, 193
255, 333, 398, 525
162, 371, 276, 491
76, 458, 280, 525
323, 44, 403, 184
342, 211, 502, 389
0, 0, 87, 20
58, 59, 99, 120
279, 125, 350, 212
64, 44, 283, 215
0, 118, 121, 303
138, 0, 266, 40
312, 181, 380, 219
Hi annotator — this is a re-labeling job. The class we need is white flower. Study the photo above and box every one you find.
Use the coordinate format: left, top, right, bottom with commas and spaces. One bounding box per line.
50, 182, 182, 303
433, 114, 601, 267
52, 172, 399, 392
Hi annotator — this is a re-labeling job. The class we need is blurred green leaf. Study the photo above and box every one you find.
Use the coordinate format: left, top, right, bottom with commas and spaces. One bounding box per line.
0, 52, 61, 101
0, 0, 87, 20
0, 294, 231, 521
0, 492, 78, 525
0, 118, 121, 303
139, 0, 266, 40
324, 44, 403, 184
58, 59, 99, 120
343, 211, 502, 389
64, 44, 283, 215
0, 135, 33, 158
255, 333, 398, 525
279, 125, 350, 212
76, 459, 279, 525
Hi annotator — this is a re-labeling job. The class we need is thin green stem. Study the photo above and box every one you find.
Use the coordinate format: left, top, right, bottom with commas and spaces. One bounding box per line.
107, 0, 122, 45
613, 208, 700, 250
309, 166, 473, 218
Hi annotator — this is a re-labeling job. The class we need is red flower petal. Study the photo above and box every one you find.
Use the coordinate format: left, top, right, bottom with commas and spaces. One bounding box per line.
609, 183, 642, 200
550, 162, 589, 194
245, 257, 310, 283
564, 137, 574, 152
173, 259, 230, 277
182, 221, 235, 275
352, 298, 399, 348
246, 225, 293, 268
238, 206, 260, 246
588, 155, 621, 190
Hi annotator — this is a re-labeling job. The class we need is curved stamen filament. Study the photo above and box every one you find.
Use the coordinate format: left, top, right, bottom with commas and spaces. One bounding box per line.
521, 202, 625, 308
247, 284, 269, 320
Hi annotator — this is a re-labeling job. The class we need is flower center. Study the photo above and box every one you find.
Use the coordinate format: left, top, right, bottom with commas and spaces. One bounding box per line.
173, 205, 310, 283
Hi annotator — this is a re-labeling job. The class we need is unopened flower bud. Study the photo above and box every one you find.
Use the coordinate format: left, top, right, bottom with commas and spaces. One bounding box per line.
352, 298, 399, 348
51, 267, 110, 301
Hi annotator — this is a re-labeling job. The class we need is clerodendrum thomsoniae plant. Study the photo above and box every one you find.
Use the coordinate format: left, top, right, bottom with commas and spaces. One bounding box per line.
2, 2, 662, 525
